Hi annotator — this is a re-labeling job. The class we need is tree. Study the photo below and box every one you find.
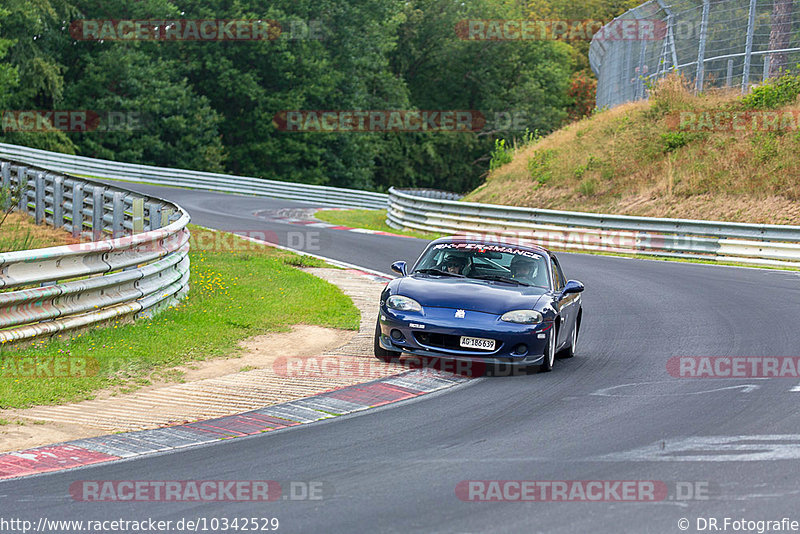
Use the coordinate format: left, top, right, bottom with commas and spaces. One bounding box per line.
768, 0, 794, 78
0, 0, 76, 152
379, 0, 573, 192
63, 46, 227, 171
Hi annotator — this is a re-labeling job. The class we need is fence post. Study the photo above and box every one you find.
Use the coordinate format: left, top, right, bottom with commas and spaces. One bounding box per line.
71, 182, 84, 238
726, 59, 734, 87
637, 43, 647, 100
695, 0, 710, 93
742, 0, 758, 94
655, 0, 679, 73
763, 55, 771, 82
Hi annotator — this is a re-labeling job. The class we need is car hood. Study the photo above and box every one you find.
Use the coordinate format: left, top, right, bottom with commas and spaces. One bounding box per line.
395, 276, 547, 315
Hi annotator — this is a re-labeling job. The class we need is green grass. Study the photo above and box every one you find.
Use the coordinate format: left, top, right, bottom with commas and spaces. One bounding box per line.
314, 209, 444, 240
0, 225, 360, 409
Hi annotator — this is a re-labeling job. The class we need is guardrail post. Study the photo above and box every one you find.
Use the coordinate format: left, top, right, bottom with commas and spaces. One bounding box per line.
16, 166, 26, 212
53, 175, 64, 228
161, 208, 173, 228
112, 191, 125, 238
132, 198, 144, 234
34, 172, 45, 224
147, 202, 161, 230
1, 162, 9, 210
92, 186, 105, 241
71, 182, 84, 238
17, 167, 30, 213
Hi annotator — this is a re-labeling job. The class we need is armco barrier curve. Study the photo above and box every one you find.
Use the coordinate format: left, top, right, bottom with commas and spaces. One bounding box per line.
0, 160, 190, 345
0, 143, 388, 210
386, 188, 800, 268
5, 142, 798, 269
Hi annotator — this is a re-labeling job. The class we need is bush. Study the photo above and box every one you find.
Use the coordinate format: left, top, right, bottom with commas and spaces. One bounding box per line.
566, 73, 597, 122
573, 154, 600, 179
489, 139, 514, 171
578, 178, 596, 196
648, 74, 693, 116
527, 149, 556, 185
742, 71, 800, 109
661, 131, 691, 152
752, 133, 779, 163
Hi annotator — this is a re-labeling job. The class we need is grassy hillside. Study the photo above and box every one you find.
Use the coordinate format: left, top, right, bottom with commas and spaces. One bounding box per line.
465, 75, 800, 225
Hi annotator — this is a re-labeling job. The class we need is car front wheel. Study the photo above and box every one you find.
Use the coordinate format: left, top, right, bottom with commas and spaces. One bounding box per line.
539, 326, 556, 372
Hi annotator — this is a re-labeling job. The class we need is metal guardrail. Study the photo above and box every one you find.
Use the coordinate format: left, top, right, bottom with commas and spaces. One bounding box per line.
0, 160, 191, 344
0, 143, 388, 210
387, 188, 800, 268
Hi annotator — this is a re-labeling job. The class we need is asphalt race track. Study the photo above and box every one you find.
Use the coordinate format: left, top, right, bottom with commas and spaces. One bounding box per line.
2, 185, 800, 533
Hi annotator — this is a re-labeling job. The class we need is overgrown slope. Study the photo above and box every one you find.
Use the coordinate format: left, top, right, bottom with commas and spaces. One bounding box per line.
465, 75, 800, 225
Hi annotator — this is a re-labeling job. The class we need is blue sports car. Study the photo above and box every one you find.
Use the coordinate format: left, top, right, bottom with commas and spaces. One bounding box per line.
375, 237, 585, 372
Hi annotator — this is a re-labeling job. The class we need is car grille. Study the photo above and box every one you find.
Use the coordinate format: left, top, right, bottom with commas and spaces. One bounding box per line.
413, 332, 498, 352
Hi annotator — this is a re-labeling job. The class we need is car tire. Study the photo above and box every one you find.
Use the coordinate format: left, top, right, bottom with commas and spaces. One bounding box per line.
374, 320, 401, 362
539, 326, 556, 372
558, 320, 578, 359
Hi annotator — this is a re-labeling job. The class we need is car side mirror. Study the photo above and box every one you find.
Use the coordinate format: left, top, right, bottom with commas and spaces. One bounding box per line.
391, 261, 407, 276
561, 280, 585, 296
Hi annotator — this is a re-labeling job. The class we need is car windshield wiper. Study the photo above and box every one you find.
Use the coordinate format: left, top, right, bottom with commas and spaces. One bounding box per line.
414, 268, 465, 278
470, 274, 530, 286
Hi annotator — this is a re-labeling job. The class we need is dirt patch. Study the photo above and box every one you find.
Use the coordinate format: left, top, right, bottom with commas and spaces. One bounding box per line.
0, 325, 354, 451
184, 325, 354, 382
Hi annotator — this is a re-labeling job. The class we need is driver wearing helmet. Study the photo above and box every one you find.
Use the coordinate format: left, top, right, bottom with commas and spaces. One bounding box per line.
510, 254, 538, 283
442, 255, 467, 275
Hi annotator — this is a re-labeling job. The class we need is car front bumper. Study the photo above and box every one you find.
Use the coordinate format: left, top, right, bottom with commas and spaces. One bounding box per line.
379, 306, 552, 366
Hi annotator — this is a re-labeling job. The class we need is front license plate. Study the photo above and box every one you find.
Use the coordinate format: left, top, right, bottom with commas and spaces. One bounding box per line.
459, 336, 496, 351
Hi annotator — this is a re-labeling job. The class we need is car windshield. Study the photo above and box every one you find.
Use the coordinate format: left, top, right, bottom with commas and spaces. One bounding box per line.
413, 242, 551, 289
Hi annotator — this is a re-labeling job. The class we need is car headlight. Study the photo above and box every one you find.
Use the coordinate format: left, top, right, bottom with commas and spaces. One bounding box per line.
386, 295, 423, 312
500, 310, 543, 324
